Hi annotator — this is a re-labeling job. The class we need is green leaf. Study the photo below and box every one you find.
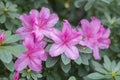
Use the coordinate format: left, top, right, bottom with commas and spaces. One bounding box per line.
74, 0, 85, 8
87, 72, 104, 79
21, 70, 27, 77
31, 72, 37, 80
8, 4, 17, 12
103, 55, 111, 71
83, 76, 93, 80
26, 73, 31, 80
5, 31, 11, 38
111, 60, 117, 72
3, 61, 14, 72
91, 60, 102, 68
8, 12, 19, 19
115, 76, 120, 80
114, 62, 120, 72
0, 15, 6, 23
30, 72, 42, 80
9, 73, 14, 80
95, 67, 108, 74
10, 45, 26, 57
0, 2, 4, 8
81, 54, 90, 65
74, 56, 82, 65
104, 75, 112, 79
84, 0, 95, 11
4, 45, 26, 57
4, 34, 21, 43
5, 20, 14, 30
101, 0, 113, 4
68, 76, 76, 80
0, 77, 8, 80
47, 75, 54, 80
61, 54, 70, 65
0, 48, 12, 63
6, 2, 11, 7
46, 57, 59, 68
61, 61, 71, 73
78, 66, 88, 77
36, 74, 42, 78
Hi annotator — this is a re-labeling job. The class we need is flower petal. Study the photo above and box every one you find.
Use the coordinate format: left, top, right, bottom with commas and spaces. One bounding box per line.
49, 44, 64, 57
92, 47, 101, 60
80, 19, 90, 31
98, 38, 111, 49
28, 57, 42, 72
14, 55, 28, 72
64, 46, 79, 60
46, 14, 59, 28
103, 28, 111, 38
42, 29, 52, 38
23, 37, 34, 49
50, 29, 61, 43
39, 7, 50, 19
91, 17, 101, 33
33, 28, 44, 41
62, 20, 72, 34
20, 14, 32, 27
30, 9, 39, 17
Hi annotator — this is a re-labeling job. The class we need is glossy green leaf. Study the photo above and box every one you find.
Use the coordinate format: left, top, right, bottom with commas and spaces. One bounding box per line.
4, 34, 21, 43
87, 72, 104, 79
103, 55, 111, 71
68, 76, 76, 80
46, 57, 59, 68
81, 54, 90, 65
84, 0, 95, 11
0, 48, 12, 63
3, 61, 14, 72
115, 76, 120, 80
61, 61, 71, 73
2, 45, 26, 57
0, 15, 6, 23
61, 54, 70, 65
74, 56, 82, 65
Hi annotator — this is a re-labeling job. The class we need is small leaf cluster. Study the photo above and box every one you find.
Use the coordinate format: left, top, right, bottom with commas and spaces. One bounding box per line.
0, 1, 20, 31
87, 56, 120, 80
0, 30, 26, 77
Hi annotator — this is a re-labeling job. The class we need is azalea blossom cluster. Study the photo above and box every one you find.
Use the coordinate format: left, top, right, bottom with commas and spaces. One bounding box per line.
14, 7, 111, 80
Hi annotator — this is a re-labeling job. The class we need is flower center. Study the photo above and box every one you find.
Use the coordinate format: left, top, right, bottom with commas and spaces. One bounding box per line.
37, 19, 47, 30
62, 34, 69, 44
109, 71, 116, 78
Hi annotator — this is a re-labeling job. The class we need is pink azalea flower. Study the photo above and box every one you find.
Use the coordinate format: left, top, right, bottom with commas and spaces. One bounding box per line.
14, 71, 19, 80
16, 7, 59, 40
49, 20, 82, 60
0, 32, 5, 44
79, 17, 111, 60
14, 37, 47, 72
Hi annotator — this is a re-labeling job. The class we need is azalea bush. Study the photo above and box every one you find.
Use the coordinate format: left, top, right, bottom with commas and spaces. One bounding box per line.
0, 0, 120, 80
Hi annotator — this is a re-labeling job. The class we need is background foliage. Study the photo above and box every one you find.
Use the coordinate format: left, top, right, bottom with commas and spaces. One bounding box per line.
0, 0, 120, 80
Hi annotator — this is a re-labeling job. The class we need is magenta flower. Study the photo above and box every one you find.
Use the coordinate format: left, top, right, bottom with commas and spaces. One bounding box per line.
79, 17, 111, 60
14, 37, 47, 72
14, 71, 19, 80
16, 7, 59, 40
0, 32, 5, 44
49, 20, 82, 60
